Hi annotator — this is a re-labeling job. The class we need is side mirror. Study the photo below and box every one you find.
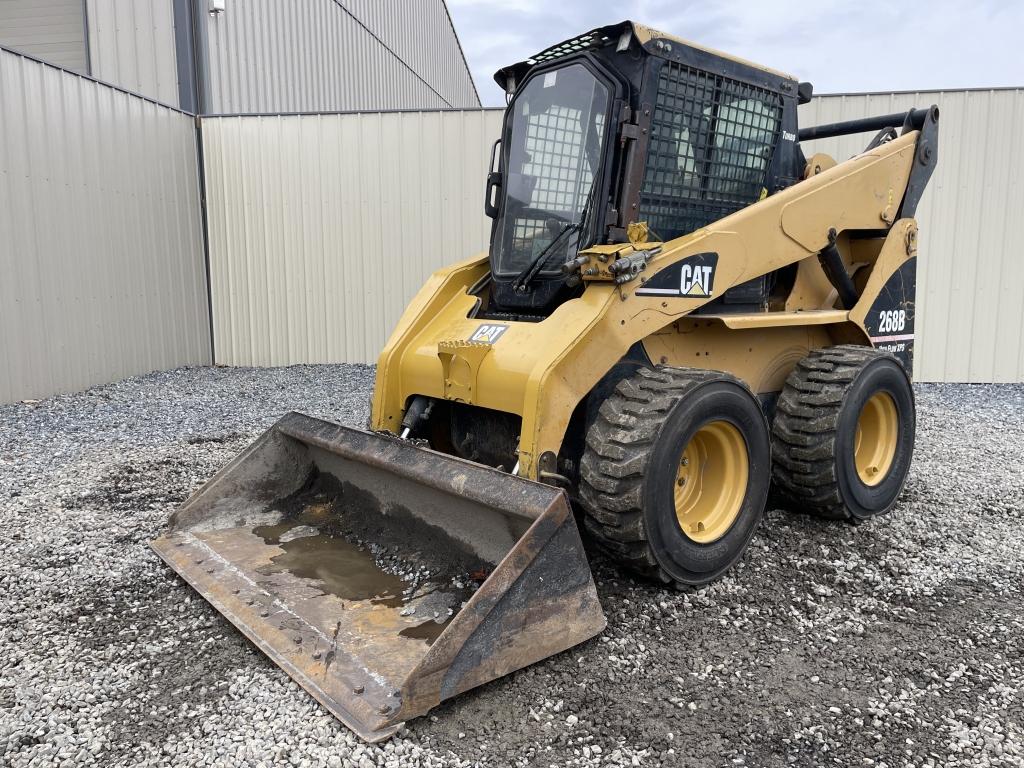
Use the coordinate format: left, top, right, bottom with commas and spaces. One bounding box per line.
797, 81, 813, 105
484, 139, 502, 219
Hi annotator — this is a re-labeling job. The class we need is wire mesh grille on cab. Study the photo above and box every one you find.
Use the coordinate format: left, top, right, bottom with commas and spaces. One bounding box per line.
639, 62, 784, 242
527, 30, 611, 65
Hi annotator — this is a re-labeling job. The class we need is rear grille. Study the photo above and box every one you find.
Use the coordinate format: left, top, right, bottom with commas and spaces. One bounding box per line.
639, 61, 783, 241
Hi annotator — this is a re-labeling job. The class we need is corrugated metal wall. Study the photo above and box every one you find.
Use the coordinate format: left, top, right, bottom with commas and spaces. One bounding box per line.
203, 0, 480, 114
799, 89, 1024, 383
0, 1, 481, 114
0, 46, 210, 404
339, 0, 479, 108
0, 0, 87, 72
201, 110, 500, 366
202, 91, 1024, 383
86, 0, 178, 105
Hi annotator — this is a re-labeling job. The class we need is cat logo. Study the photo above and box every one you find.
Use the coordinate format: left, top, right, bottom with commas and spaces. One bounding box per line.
680, 263, 714, 297
635, 252, 718, 299
468, 323, 508, 344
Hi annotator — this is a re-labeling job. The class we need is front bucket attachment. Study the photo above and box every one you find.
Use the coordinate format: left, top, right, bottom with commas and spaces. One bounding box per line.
151, 412, 605, 741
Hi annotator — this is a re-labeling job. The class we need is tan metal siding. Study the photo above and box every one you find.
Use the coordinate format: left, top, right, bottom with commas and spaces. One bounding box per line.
799, 90, 1024, 382
201, 110, 502, 366
0, 47, 209, 404
0, 0, 87, 71
202, 0, 475, 114
86, 0, 179, 105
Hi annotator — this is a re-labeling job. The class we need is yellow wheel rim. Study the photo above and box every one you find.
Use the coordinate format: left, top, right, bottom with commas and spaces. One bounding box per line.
854, 392, 899, 486
674, 421, 748, 544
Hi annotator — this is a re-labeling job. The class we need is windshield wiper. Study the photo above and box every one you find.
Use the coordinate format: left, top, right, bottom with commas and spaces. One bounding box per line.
511, 220, 582, 294
511, 182, 597, 294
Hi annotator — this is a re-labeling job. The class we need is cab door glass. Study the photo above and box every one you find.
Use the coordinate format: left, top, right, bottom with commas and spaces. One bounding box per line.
495, 64, 610, 276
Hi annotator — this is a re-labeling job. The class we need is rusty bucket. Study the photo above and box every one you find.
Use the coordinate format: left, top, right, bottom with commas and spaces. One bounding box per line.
151, 412, 605, 741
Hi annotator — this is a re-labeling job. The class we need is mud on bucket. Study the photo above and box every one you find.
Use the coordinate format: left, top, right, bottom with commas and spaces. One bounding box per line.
150, 412, 606, 742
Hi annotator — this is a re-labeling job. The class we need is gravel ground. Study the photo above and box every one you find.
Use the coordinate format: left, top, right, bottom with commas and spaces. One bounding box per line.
1, 365, 1022, 768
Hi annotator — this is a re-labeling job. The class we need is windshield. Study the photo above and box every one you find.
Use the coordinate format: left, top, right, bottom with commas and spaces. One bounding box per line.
493, 63, 610, 277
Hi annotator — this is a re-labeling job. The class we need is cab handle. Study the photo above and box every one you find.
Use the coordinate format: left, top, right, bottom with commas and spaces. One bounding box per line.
484, 139, 502, 219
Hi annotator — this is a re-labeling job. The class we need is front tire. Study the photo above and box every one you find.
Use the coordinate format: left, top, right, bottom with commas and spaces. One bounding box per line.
579, 367, 771, 587
771, 345, 915, 521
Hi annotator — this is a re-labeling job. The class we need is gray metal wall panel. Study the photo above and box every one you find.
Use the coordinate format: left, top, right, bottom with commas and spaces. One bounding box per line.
86, 0, 179, 105
202, 0, 476, 114
0, 0, 87, 71
202, 110, 502, 366
799, 90, 1024, 383
0, 47, 209, 404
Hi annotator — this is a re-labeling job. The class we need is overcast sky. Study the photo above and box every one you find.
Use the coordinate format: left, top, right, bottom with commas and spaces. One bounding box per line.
447, 0, 1024, 107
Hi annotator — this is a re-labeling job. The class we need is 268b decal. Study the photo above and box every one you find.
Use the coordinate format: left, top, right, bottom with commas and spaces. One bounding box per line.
877, 309, 907, 334
865, 258, 917, 372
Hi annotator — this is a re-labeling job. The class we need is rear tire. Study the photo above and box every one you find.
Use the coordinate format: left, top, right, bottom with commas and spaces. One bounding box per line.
771, 345, 915, 521
579, 367, 771, 587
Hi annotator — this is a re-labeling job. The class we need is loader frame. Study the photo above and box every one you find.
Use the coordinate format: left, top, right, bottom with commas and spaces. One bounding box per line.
372, 112, 936, 481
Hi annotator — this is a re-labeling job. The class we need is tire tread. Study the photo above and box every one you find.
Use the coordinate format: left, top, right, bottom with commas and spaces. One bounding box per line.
771, 344, 897, 520
579, 366, 740, 586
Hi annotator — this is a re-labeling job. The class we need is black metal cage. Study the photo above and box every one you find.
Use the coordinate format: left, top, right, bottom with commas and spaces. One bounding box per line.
638, 61, 784, 242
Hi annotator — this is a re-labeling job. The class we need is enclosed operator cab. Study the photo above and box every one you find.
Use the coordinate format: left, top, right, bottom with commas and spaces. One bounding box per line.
481, 20, 810, 318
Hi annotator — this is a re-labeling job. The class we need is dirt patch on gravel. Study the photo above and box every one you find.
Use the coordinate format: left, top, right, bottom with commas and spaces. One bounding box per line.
74, 566, 257, 757
64, 447, 248, 516
413, 547, 1024, 767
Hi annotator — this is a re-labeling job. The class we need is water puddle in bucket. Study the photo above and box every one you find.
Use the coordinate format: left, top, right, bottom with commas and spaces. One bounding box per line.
254, 521, 407, 608
250, 491, 478, 646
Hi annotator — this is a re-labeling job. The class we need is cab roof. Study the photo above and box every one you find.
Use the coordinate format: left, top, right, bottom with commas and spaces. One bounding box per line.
494, 20, 799, 93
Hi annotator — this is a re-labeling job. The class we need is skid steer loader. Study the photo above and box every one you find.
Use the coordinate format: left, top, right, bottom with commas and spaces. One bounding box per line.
152, 20, 938, 741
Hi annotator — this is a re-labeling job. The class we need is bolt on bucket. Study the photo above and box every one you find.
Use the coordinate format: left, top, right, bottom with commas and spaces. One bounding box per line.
150, 412, 606, 742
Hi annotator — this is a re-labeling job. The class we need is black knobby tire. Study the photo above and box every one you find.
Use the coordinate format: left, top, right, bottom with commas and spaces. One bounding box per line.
771, 345, 915, 521
579, 367, 771, 587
